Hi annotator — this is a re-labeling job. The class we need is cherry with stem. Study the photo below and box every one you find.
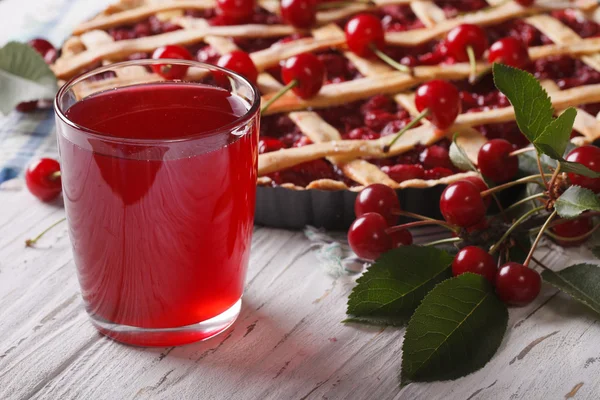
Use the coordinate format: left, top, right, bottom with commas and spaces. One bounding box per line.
383, 80, 461, 152
445, 24, 489, 84
260, 53, 324, 114
344, 14, 411, 74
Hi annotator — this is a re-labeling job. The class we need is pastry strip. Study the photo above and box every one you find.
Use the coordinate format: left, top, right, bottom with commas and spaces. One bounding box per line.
53, 24, 297, 79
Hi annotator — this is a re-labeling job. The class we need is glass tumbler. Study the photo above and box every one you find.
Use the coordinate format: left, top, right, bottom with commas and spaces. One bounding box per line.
54, 60, 260, 346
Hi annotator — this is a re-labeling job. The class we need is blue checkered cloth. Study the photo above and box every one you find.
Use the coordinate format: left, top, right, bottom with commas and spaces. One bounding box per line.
0, 0, 111, 184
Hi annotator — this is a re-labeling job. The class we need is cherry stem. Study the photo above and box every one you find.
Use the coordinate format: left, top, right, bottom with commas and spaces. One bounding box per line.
500, 192, 546, 215
386, 219, 458, 233
536, 154, 547, 184
489, 206, 545, 254
524, 210, 557, 267
25, 217, 67, 247
466, 46, 478, 84
370, 44, 411, 74
260, 80, 298, 115
528, 255, 553, 272
392, 209, 438, 222
422, 237, 461, 247
383, 108, 429, 152
49, 171, 61, 180
547, 163, 561, 192
509, 146, 535, 157
480, 174, 544, 197
317, 0, 375, 9
543, 223, 600, 243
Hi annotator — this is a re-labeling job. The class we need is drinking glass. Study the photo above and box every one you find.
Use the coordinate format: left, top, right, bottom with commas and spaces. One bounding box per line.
55, 60, 260, 346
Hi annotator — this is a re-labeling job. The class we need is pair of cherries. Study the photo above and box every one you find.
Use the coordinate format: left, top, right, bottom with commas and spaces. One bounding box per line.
347, 183, 541, 307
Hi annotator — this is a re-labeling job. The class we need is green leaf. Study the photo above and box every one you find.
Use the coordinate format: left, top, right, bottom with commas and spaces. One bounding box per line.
346, 246, 454, 326
555, 186, 600, 219
533, 107, 577, 160
0, 41, 58, 115
493, 63, 553, 144
449, 133, 476, 172
559, 160, 600, 178
542, 264, 600, 315
401, 273, 508, 385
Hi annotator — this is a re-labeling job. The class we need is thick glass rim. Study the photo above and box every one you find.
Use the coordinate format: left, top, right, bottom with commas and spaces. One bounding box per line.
54, 59, 261, 145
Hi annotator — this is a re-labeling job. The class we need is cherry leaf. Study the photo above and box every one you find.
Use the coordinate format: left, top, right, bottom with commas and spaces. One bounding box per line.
400, 273, 508, 385
542, 264, 600, 315
533, 107, 577, 160
554, 186, 600, 219
345, 246, 453, 326
449, 133, 476, 172
492, 63, 553, 144
0, 41, 58, 115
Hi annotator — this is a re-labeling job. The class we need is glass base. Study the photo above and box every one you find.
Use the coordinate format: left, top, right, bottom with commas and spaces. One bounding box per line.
89, 299, 242, 347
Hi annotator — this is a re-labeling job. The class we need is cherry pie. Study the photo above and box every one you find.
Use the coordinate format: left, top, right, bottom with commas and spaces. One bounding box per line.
50, 0, 600, 225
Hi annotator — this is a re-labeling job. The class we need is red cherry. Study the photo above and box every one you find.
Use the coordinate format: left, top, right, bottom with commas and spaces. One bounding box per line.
440, 180, 487, 227
415, 80, 461, 129
216, 0, 256, 24
258, 138, 285, 154
347, 213, 393, 260
390, 229, 413, 247
445, 24, 489, 62
515, 0, 534, 6
281, 53, 325, 99
419, 145, 453, 170
344, 14, 385, 59
354, 183, 400, 226
452, 246, 497, 283
25, 158, 62, 202
495, 263, 541, 306
552, 216, 593, 247
477, 139, 518, 183
461, 176, 491, 207
151, 45, 193, 79
217, 50, 258, 84
565, 145, 600, 193
488, 37, 530, 69
28, 38, 57, 64
281, 0, 317, 28
16, 101, 39, 113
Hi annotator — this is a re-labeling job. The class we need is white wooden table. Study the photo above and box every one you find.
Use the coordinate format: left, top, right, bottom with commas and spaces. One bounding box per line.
1, 185, 600, 400
2, 1, 600, 398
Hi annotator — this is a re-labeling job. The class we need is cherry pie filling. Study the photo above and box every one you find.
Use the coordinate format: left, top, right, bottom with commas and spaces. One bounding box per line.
78, 6, 600, 188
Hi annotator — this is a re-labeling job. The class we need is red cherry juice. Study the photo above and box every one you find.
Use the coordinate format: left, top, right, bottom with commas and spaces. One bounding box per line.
58, 83, 258, 344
